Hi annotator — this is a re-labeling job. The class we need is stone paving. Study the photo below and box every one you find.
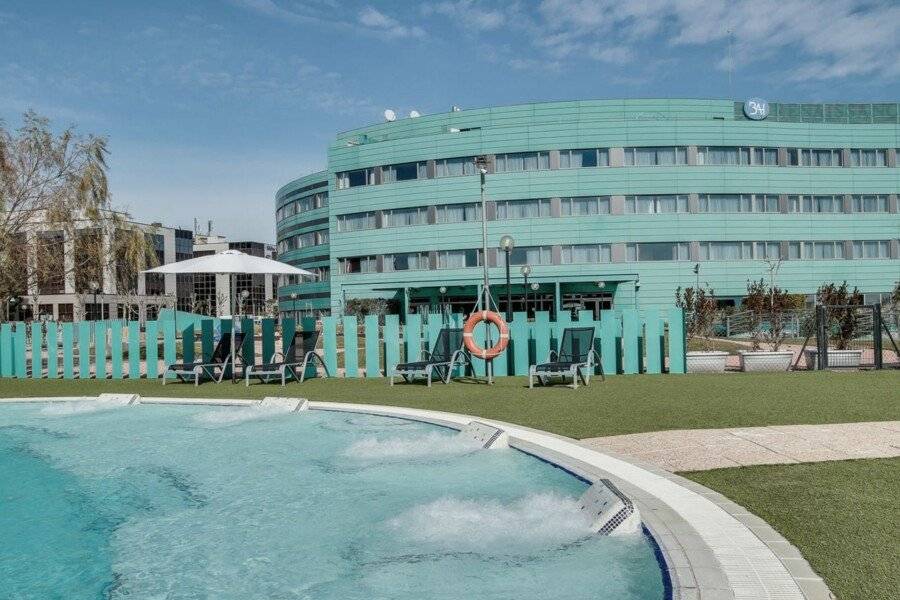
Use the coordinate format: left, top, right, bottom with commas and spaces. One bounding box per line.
580, 421, 900, 471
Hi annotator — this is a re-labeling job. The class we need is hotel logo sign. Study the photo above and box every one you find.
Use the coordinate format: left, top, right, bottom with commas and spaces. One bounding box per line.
743, 98, 770, 120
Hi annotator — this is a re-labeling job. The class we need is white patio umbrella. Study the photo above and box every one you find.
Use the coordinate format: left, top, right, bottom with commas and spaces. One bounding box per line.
143, 250, 314, 382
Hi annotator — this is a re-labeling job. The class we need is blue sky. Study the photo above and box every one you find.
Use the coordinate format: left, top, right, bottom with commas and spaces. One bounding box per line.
1, 0, 897, 242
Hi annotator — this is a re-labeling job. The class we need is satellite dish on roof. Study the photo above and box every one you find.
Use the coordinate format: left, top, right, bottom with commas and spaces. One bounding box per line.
383, 109, 396, 122
409, 110, 421, 118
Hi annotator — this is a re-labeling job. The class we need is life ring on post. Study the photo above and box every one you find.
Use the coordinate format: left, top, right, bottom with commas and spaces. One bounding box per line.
463, 311, 510, 359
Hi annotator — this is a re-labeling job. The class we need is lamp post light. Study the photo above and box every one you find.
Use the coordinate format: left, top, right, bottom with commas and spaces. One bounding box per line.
89, 280, 100, 321
438, 286, 448, 321
499, 235, 515, 321
530, 282, 539, 313
520, 265, 532, 316
240, 289, 250, 315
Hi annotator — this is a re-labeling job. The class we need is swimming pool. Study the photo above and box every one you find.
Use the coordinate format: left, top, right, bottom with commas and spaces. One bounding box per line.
0, 399, 666, 599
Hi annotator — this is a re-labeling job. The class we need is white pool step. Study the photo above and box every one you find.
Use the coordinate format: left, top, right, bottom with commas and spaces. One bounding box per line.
457, 421, 509, 449
97, 393, 141, 406
579, 479, 641, 535
259, 397, 309, 412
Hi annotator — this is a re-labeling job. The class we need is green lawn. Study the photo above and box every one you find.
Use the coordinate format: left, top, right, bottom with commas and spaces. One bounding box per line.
1, 371, 897, 439
684, 458, 900, 600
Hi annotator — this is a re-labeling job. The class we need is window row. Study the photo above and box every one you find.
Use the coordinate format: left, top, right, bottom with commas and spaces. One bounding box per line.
334, 147, 898, 189
276, 192, 328, 221
276, 229, 329, 253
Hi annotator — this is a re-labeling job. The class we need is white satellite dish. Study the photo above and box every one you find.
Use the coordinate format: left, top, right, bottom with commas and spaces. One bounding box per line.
409, 110, 421, 118
383, 109, 396, 122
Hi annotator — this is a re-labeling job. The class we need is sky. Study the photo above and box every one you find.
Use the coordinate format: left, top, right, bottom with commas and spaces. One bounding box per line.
1, 0, 898, 242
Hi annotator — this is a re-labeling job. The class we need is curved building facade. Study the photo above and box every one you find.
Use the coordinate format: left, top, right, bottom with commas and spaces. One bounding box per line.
276, 99, 900, 318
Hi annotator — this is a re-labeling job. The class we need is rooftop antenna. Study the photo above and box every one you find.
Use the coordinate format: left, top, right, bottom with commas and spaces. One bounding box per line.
207, 220, 213, 236
383, 109, 396, 122
193, 217, 198, 235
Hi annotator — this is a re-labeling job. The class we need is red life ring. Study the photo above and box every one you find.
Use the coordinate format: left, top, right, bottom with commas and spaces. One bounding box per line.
463, 311, 510, 359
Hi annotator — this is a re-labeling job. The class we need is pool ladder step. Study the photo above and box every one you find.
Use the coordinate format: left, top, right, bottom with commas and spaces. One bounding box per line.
259, 397, 309, 412
579, 479, 641, 535
97, 393, 141, 406
458, 421, 508, 449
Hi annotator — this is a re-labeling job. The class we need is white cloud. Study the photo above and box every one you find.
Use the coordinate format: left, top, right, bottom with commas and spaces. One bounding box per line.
421, 1, 507, 31
358, 6, 426, 39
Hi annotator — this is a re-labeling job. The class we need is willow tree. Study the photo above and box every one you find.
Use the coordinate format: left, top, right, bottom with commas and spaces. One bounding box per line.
0, 111, 156, 321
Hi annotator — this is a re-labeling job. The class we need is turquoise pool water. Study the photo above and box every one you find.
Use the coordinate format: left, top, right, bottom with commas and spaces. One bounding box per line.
0, 400, 665, 599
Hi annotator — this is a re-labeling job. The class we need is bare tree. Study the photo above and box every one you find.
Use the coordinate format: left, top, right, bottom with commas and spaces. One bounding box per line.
0, 111, 155, 321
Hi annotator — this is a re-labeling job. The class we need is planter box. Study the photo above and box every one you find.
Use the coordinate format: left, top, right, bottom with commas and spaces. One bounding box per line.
686, 351, 728, 373
739, 351, 793, 372
803, 349, 863, 370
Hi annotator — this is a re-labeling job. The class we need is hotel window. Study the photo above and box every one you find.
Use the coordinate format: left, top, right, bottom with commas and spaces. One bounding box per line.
625, 195, 688, 214
698, 194, 779, 213
307, 266, 330, 281
788, 195, 844, 213
384, 206, 428, 227
509, 246, 552, 266
340, 256, 377, 274
435, 203, 482, 224
695, 146, 778, 166
337, 211, 377, 232
851, 241, 890, 259
699, 242, 779, 260
850, 195, 889, 213
559, 148, 610, 168
626, 242, 689, 262
789, 148, 843, 167
495, 151, 550, 173
436, 249, 482, 269
496, 198, 551, 220
849, 149, 886, 167
383, 252, 429, 272
296, 192, 327, 213
336, 168, 375, 189
560, 244, 611, 264
791, 241, 845, 260
435, 156, 477, 177
382, 161, 427, 183
560, 196, 610, 216
623, 147, 687, 166
296, 231, 326, 248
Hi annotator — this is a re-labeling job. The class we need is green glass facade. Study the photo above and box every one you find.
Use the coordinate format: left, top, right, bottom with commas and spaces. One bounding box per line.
276, 99, 900, 318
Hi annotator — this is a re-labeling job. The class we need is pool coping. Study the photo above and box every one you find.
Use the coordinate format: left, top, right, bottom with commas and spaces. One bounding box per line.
1, 395, 834, 600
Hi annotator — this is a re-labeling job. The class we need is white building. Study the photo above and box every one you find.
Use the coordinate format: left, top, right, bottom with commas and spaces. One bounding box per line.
191, 234, 277, 317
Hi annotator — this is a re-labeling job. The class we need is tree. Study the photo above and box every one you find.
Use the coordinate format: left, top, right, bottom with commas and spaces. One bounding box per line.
0, 111, 154, 321
675, 285, 718, 351
742, 279, 798, 351
816, 282, 863, 350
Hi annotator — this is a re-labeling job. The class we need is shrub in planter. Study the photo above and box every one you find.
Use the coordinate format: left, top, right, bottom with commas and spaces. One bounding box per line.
816, 282, 863, 350
676, 285, 727, 372
739, 279, 798, 371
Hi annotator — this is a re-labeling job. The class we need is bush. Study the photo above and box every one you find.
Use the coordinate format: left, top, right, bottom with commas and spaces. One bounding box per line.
343, 298, 390, 320
742, 279, 794, 351
675, 285, 718, 351
816, 282, 863, 350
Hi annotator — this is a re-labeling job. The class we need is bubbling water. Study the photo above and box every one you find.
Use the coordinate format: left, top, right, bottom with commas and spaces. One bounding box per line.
192, 403, 298, 426
40, 397, 130, 416
344, 431, 482, 460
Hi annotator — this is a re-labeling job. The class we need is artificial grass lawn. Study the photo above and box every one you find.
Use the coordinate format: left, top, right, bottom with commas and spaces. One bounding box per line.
1, 370, 897, 439
683, 458, 900, 600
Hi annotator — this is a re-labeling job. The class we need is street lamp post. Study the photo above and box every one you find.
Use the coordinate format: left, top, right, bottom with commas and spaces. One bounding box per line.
520, 265, 532, 317
89, 280, 100, 321
438, 286, 447, 322
240, 289, 250, 316
499, 235, 515, 322
290, 292, 298, 321
530, 282, 540, 313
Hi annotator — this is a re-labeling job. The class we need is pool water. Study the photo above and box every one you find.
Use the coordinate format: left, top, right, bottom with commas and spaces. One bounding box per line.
0, 401, 665, 599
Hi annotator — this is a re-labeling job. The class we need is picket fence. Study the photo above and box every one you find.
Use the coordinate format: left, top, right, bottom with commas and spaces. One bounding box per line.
0, 307, 686, 380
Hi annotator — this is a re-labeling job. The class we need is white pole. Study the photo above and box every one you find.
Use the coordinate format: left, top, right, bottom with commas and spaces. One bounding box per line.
478, 163, 493, 384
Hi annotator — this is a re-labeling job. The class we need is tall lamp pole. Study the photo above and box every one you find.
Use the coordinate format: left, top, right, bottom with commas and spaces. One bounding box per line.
439, 286, 448, 323
499, 235, 515, 322
520, 265, 532, 317
89, 280, 100, 321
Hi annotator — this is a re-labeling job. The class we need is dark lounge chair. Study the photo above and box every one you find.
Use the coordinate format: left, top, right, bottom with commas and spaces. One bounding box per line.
165, 331, 246, 385
244, 330, 328, 386
529, 326, 602, 389
390, 327, 469, 387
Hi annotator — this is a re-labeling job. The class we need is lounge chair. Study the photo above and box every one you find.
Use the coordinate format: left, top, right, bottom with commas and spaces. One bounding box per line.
529, 326, 603, 389
164, 331, 246, 385
390, 327, 469, 387
244, 330, 329, 386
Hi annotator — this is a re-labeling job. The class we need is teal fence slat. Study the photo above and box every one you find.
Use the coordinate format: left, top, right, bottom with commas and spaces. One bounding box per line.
62, 323, 74, 379
0, 323, 11, 377
30, 322, 43, 378
668, 307, 687, 374
14, 324, 26, 378
78, 322, 92, 379
599, 311, 619, 375
383, 315, 400, 375
322, 316, 338, 376
491, 319, 508, 377
200, 319, 214, 362
533, 311, 551, 364
281, 317, 296, 354
644, 309, 663, 374
219, 320, 232, 379
94, 322, 108, 380
404, 314, 422, 363
127, 322, 141, 378
622, 309, 641, 374
181, 324, 194, 367
301, 317, 317, 378
425, 316, 443, 356
109, 322, 123, 379
261, 318, 275, 364
162, 320, 176, 379
145, 321, 159, 379
46, 322, 58, 379
510, 312, 529, 375
364, 315, 381, 377
342, 316, 359, 378
240, 318, 254, 368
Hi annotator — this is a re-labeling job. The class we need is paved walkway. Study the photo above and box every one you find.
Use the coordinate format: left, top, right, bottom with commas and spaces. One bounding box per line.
580, 421, 900, 471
